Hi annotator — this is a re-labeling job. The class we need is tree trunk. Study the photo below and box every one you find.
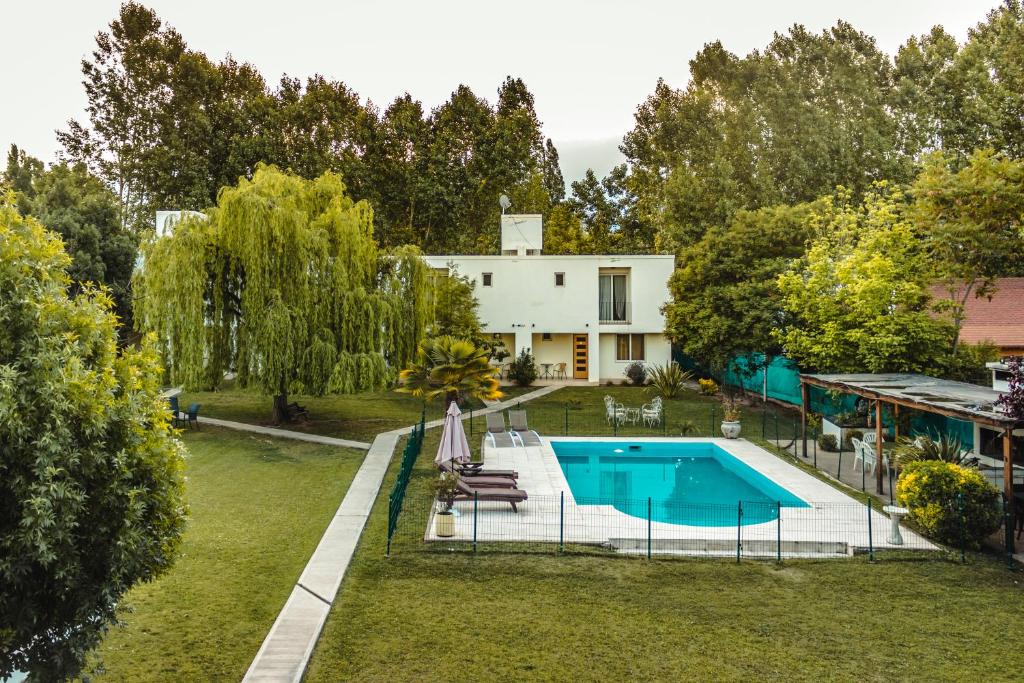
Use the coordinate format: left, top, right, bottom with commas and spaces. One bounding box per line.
445, 390, 459, 411
272, 391, 290, 425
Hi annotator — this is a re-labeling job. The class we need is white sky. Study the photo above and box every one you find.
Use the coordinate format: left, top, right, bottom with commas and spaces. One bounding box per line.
1, 1, 993, 184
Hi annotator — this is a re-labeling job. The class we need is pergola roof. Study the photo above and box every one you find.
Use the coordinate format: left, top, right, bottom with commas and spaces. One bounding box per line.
799, 372, 1020, 430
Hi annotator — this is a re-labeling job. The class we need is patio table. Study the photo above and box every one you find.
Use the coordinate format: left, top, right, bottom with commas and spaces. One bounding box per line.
540, 362, 553, 379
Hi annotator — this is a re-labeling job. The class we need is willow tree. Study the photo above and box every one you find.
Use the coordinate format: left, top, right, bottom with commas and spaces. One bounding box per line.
134, 165, 431, 422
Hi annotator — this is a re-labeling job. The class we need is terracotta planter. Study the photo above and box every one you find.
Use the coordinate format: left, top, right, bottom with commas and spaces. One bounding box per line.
435, 511, 455, 537
721, 420, 742, 439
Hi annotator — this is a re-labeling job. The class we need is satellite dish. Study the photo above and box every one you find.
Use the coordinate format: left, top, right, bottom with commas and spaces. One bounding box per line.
499, 194, 511, 213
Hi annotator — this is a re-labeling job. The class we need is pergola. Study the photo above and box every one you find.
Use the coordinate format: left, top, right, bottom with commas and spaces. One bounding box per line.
799, 373, 1021, 549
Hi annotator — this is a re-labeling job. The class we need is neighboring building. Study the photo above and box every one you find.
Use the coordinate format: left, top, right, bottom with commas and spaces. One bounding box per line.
932, 278, 1024, 357
423, 214, 675, 384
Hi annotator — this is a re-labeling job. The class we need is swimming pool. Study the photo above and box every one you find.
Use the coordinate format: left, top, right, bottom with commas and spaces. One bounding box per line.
553, 440, 809, 526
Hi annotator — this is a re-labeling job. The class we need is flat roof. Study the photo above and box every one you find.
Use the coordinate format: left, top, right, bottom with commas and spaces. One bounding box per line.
800, 372, 1019, 429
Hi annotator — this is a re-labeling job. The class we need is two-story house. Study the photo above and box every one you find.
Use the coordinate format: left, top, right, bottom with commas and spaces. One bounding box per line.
423, 214, 675, 384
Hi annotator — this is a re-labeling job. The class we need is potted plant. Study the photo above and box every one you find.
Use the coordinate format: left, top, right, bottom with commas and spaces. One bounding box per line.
433, 471, 460, 537
720, 396, 742, 438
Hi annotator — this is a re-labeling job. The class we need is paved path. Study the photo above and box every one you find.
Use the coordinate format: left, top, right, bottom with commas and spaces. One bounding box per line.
242, 384, 560, 682
200, 417, 371, 450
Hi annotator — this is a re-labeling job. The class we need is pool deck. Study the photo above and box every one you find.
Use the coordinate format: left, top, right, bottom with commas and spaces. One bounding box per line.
427, 437, 937, 557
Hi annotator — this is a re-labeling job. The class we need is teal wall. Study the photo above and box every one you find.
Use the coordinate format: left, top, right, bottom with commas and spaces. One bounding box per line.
677, 350, 976, 448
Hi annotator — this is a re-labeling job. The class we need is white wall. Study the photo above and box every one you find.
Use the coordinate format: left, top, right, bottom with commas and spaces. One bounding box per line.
423, 254, 674, 334
598, 333, 671, 383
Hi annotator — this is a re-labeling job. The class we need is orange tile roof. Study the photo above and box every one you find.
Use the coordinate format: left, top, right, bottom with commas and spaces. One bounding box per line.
932, 278, 1024, 349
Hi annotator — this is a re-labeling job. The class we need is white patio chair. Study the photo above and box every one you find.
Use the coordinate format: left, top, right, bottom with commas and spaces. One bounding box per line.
641, 401, 662, 427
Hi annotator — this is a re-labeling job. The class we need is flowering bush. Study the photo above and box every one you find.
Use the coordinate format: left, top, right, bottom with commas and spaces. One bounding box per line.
995, 355, 1024, 419
698, 378, 719, 395
896, 461, 1001, 548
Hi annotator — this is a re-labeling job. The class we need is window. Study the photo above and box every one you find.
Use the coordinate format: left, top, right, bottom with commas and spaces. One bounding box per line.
502, 249, 518, 256
482, 272, 493, 286
599, 273, 628, 322
554, 272, 565, 287
526, 249, 541, 256
615, 334, 645, 361
542, 333, 553, 341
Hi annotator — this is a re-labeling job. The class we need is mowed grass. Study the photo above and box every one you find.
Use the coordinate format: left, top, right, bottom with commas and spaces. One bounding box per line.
178, 382, 445, 442
304, 409, 1024, 682
91, 427, 364, 681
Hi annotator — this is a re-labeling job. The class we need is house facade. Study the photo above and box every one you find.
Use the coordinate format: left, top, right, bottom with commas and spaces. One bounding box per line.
423, 214, 675, 384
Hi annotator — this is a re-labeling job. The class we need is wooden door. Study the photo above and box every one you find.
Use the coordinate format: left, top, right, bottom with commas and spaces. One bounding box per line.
573, 334, 588, 379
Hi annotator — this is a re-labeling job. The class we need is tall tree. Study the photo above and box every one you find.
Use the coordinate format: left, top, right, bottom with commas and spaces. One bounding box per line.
133, 165, 432, 423
775, 184, 953, 374
0, 194, 186, 681
542, 138, 566, 204
3, 146, 137, 328
911, 148, 1024, 351
664, 202, 817, 375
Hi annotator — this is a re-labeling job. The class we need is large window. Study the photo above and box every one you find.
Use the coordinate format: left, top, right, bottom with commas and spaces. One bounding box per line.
599, 273, 628, 322
616, 334, 645, 361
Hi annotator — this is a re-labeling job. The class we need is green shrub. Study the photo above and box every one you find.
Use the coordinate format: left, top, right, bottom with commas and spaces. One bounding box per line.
509, 348, 538, 387
842, 429, 863, 451
896, 461, 1002, 549
817, 434, 838, 452
647, 361, 692, 398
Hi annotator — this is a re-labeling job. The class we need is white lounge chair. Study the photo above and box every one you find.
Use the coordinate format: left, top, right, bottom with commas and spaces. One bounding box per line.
485, 412, 518, 448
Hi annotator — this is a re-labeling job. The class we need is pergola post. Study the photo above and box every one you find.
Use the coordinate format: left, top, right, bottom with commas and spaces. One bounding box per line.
1004, 429, 1016, 554
800, 381, 809, 459
875, 401, 885, 495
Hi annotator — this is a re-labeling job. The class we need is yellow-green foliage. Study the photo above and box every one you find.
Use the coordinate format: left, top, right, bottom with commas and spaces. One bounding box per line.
0, 194, 186, 679
896, 461, 1001, 549
698, 378, 719, 395
134, 165, 431, 397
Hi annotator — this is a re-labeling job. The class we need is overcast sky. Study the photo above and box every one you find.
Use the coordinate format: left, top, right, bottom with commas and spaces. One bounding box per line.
2, 1, 992, 184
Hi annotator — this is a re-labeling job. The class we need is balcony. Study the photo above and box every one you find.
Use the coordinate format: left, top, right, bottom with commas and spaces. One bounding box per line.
599, 299, 630, 324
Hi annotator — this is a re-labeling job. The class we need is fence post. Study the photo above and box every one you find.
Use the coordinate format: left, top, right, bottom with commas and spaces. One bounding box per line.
812, 427, 817, 468
776, 500, 782, 564
774, 412, 779, 445
647, 497, 652, 560
761, 406, 766, 439
1004, 494, 1014, 569
564, 404, 568, 436
473, 490, 478, 554
736, 501, 743, 563
559, 491, 565, 553
386, 493, 393, 557
469, 406, 474, 436
889, 467, 895, 506
613, 413, 617, 437
958, 492, 966, 564
867, 498, 874, 562
710, 405, 716, 437
662, 405, 667, 436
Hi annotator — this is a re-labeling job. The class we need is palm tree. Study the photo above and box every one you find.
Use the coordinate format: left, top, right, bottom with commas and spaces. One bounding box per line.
395, 336, 502, 408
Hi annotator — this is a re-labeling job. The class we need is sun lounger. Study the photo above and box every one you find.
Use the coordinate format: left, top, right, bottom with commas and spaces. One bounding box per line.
485, 412, 517, 448
454, 479, 528, 512
453, 460, 519, 478
508, 410, 542, 447
438, 461, 518, 487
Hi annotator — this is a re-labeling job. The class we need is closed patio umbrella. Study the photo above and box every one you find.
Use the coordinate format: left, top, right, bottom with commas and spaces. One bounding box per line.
435, 401, 473, 466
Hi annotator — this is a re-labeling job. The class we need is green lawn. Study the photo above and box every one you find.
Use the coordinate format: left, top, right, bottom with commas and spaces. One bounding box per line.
304, 401, 1024, 682
178, 382, 445, 442
90, 427, 364, 681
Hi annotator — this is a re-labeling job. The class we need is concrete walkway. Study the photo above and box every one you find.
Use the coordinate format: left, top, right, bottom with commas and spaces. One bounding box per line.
200, 417, 371, 450
242, 384, 560, 682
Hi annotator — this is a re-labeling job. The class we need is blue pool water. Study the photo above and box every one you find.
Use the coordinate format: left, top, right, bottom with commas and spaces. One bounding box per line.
553, 441, 809, 526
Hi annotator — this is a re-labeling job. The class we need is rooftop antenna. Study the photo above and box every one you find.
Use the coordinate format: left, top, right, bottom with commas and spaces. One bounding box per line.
499, 194, 511, 214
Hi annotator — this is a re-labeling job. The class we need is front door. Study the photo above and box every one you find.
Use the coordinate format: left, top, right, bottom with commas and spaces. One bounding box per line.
573, 334, 588, 379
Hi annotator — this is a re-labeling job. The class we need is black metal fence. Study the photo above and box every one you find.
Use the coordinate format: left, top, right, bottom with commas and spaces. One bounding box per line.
385, 411, 425, 556
387, 490, 951, 562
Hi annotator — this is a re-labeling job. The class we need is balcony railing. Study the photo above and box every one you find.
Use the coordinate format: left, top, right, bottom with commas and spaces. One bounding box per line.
599, 299, 630, 323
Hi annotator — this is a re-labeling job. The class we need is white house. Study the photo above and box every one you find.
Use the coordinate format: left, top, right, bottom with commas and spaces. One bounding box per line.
423, 214, 675, 384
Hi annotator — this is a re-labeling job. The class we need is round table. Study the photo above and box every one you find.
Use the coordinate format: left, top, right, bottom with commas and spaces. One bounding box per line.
882, 505, 909, 545
540, 363, 553, 379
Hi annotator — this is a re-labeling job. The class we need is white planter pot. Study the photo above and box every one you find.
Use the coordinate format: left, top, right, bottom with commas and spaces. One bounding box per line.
435, 511, 454, 537
721, 421, 741, 439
